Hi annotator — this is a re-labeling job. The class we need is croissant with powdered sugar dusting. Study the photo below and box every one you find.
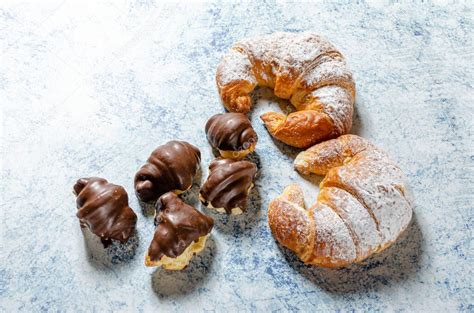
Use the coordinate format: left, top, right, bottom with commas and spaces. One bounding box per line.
268, 135, 414, 268
216, 32, 355, 148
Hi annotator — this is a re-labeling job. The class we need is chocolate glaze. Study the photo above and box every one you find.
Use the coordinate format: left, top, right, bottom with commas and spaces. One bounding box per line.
148, 192, 214, 261
134, 141, 201, 202
73, 177, 137, 247
205, 113, 257, 152
200, 158, 257, 213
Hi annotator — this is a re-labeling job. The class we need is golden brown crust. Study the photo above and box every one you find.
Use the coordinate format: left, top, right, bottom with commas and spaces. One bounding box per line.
217, 81, 255, 114
215, 46, 257, 113
267, 184, 314, 261
304, 203, 357, 268
260, 110, 334, 149
294, 134, 374, 175
216, 32, 355, 148
269, 135, 414, 268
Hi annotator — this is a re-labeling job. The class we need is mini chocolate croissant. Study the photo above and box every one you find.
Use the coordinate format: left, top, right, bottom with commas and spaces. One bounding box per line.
73, 177, 138, 247
205, 113, 258, 159
134, 140, 201, 202
145, 192, 214, 270
200, 158, 257, 215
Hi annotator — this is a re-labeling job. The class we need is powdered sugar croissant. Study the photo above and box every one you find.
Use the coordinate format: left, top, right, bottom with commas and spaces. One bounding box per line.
268, 135, 413, 268
216, 32, 355, 148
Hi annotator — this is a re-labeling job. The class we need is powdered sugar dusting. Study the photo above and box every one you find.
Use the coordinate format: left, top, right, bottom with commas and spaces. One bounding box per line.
217, 48, 257, 86
319, 187, 382, 261
299, 57, 352, 88
272, 135, 413, 266
267, 184, 313, 260
308, 85, 354, 134
310, 203, 357, 264
216, 32, 355, 136
319, 141, 413, 252
240, 32, 337, 76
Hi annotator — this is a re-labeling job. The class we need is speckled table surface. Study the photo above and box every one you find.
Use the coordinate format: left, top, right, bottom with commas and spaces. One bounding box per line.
1, 1, 473, 312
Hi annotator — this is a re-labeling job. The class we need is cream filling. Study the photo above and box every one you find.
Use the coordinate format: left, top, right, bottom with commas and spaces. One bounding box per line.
145, 235, 209, 270
172, 186, 190, 195
218, 143, 256, 159
200, 193, 243, 215
214, 205, 243, 215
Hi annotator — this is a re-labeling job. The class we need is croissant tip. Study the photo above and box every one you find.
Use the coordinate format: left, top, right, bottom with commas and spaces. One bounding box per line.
260, 111, 285, 128
285, 182, 301, 189
260, 111, 277, 120
225, 95, 252, 114
294, 157, 309, 173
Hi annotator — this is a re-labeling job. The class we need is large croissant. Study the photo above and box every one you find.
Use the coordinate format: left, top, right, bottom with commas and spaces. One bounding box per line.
268, 135, 413, 267
216, 32, 355, 148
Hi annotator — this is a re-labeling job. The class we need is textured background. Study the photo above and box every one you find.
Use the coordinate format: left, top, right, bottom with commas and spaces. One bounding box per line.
1, 1, 473, 312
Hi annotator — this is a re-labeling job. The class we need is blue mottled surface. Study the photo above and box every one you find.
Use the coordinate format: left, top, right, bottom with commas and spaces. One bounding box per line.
1, 1, 473, 312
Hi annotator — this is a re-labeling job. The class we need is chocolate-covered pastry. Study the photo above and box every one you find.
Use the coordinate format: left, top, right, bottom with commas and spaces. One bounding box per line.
205, 113, 257, 159
145, 192, 214, 270
73, 177, 137, 247
200, 158, 257, 215
134, 140, 201, 202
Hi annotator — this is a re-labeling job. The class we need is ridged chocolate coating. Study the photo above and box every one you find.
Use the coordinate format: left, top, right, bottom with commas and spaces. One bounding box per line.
205, 113, 257, 151
73, 177, 137, 247
148, 192, 214, 261
134, 141, 201, 202
200, 158, 257, 213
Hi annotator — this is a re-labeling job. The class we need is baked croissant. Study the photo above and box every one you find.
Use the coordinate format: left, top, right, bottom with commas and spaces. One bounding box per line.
268, 135, 413, 267
216, 32, 355, 148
